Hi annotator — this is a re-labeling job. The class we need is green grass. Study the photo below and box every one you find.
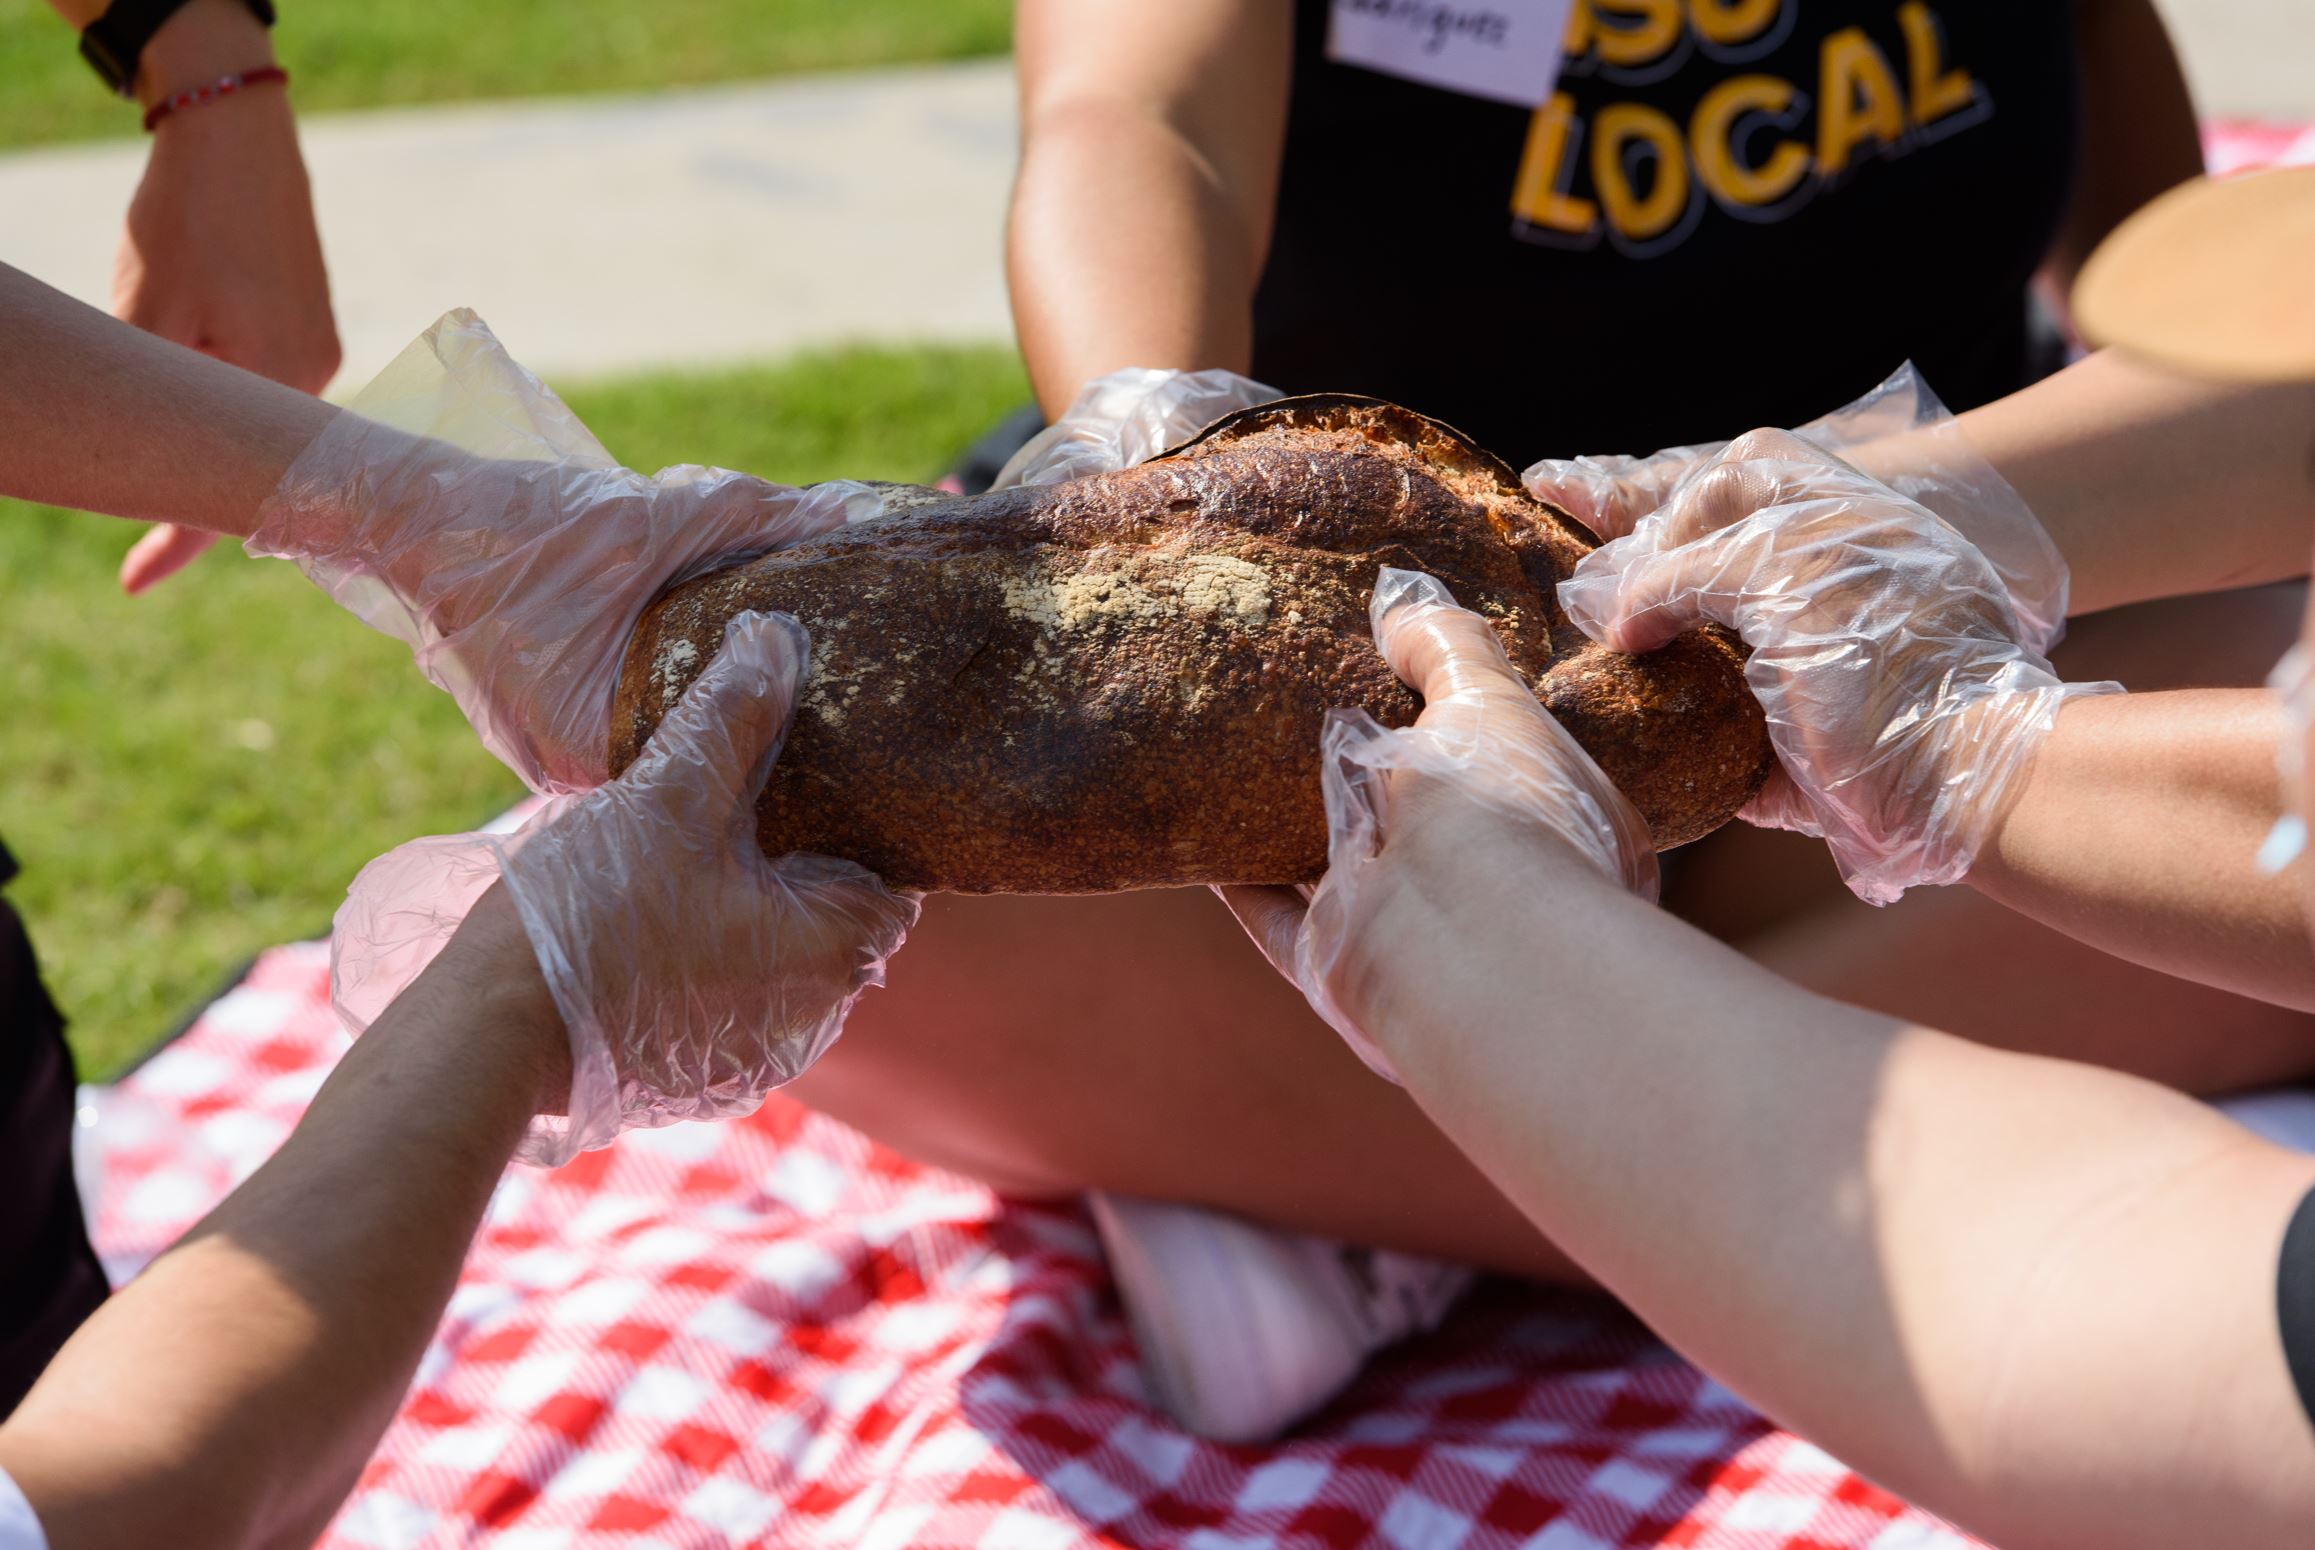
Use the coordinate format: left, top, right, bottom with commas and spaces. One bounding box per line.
0, 342, 1029, 1077
0, 0, 1011, 148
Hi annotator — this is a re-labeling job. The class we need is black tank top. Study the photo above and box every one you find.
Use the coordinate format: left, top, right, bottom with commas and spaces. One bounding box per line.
1251, 0, 2081, 462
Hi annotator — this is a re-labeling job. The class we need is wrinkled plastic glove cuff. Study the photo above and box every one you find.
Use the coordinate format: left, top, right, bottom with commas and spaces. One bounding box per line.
996, 367, 1280, 489
246, 311, 889, 798
2263, 646, 2315, 873
492, 831, 627, 1167
1789, 365, 2072, 657
1769, 678, 2123, 906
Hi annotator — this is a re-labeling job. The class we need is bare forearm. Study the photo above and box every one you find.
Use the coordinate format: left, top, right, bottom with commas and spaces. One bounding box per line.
0, 262, 332, 532
0, 893, 555, 1550
1007, 0, 1286, 417
1363, 824, 2315, 1546
1361, 833, 1948, 1447
1009, 110, 1264, 414
1951, 351, 2315, 615
1969, 691, 2315, 1006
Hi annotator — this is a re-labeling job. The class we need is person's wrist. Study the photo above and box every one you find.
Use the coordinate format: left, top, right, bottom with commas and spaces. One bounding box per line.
427, 885, 572, 1116
135, 0, 277, 109
1853, 677, 2092, 900
1345, 803, 1584, 1058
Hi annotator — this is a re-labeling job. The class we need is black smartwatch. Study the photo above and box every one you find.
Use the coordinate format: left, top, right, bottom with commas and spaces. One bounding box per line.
80, 0, 276, 98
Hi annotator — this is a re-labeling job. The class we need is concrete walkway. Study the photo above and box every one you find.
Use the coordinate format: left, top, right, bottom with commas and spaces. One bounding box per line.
2157, 0, 2315, 124
0, 60, 1020, 391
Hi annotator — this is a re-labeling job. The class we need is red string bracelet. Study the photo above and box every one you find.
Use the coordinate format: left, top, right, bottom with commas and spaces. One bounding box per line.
141, 65, 289, 132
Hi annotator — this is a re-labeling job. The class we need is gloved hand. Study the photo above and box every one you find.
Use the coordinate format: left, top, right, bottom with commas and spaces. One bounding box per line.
995, 366, 1279, 488
248, 310, 883, 794
333, 610, 920, 1167
1523, 364, 2072, 655
1520, 436, 1727, 546
1559, 431, 2121, 906
2260, 645, 2314, 873
1220, 567, 1657, 1081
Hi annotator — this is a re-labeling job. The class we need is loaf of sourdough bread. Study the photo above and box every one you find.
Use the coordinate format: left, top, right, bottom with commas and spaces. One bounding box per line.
611, 395, 1774, 892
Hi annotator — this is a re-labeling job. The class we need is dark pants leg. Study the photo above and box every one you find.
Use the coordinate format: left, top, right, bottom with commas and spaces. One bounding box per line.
947, 403, 1048, 495
0, 881, 108, 1417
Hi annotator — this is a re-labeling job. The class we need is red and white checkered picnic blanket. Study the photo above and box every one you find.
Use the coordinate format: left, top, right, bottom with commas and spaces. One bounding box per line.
2205, 118, 2315, 175
83, 941, 1982, 1550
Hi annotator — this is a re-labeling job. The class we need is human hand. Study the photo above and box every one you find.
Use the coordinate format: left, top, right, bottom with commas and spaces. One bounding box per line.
115, 0, 339, 593
996, 366, 1279, 487
1558, 431, 2120, 905
248, 310, 883, 794
1220, 567, 1657, 1080
1523, 365, 2072, 654
1520, 438, 1726, 545
334, 610, 920, 1166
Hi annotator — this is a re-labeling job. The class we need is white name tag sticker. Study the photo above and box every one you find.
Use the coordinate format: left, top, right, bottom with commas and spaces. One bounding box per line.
1326, 0, 1572, 108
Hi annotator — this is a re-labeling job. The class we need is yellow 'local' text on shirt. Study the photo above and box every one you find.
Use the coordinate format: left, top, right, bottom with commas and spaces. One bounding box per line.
1511, 0, 1988, 254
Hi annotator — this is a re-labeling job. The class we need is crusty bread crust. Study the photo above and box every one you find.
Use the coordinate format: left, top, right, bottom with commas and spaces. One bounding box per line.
612, 395, 1774, 892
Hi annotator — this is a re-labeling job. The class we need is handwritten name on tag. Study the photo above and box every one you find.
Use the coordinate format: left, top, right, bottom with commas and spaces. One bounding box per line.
1327, 0, 1572, 108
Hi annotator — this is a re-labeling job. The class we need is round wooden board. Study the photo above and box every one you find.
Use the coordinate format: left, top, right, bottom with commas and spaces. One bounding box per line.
2073, 166, 2315, 382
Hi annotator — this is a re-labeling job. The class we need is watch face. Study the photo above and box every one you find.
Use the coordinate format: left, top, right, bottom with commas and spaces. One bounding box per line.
2074, 167, 2315, 383
78, 28, 136, 95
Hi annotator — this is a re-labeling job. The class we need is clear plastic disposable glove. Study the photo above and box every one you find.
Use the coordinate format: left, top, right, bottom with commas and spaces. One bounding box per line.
1559, 431, 2121, 906
1520, 436, 1727, 545
1523, 363, 2072, 655
248, 310, 883, 794
995, 366, 1279, 488
1220, 567, 1657, 1082
2259, 645, 2314, 874
332, 610, 920, 1167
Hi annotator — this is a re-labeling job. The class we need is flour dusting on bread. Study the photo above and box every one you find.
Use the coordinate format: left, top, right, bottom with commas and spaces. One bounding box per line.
999, 552, 1270, 635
